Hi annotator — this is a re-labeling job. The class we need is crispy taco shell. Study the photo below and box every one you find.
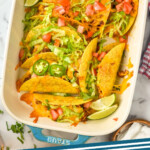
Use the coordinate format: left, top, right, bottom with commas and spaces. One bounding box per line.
79, 38, 98, 93
21, 93, 92, 106
20, 76, 79, 94
99, 0, 111, 37
21, 52, 57, 69
26, 24, 82, 43
123, 0, 139, 35
97, 43, 125, 97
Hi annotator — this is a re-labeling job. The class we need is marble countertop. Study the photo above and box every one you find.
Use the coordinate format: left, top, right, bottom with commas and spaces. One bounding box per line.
0, 0, 150, 149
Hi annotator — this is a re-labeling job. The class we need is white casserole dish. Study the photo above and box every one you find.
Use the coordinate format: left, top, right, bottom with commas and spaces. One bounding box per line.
1, 0, 148, 136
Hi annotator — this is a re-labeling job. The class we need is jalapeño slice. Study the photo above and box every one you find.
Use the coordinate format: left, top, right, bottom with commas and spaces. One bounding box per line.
33, 59, 49, 76
49, 64, 66, 77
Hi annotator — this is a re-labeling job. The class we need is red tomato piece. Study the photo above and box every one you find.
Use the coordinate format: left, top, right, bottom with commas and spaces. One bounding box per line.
85, 4, 94, 16
124, 0, 132, 3
54, 5, 65, 15
98, 52, 107, 61
116, 2, 124, 12
119, 36, 127, 43
19, 49, 25, 60
56, 0, 70, 7
50, 109, 59, 121
57, 108, 63, 116
115, 0, 123, 2
94, 1, 106, 11
93, 52, 99, 58
58, 18, 65, 27
92, 68, 97, 76
42, 33, 51, 43
54, 39, 60, 47
83, 102, 92, 109
73, 11, 79, 17
87, 31, 93, 38
77, 25, 84, 33
123, 2, 133, 14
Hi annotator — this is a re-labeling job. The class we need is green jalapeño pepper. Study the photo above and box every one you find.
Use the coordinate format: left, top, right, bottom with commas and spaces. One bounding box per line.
33, 59, 49, 76
49, 64, 66, 77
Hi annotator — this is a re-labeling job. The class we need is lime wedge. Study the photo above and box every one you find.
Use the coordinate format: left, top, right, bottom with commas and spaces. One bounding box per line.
88, 104, 118, 120
25, 0, 39, 7
90, 94, 116, 111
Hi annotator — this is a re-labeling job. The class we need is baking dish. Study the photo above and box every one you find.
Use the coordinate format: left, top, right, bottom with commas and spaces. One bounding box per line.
1, 0, 148, 137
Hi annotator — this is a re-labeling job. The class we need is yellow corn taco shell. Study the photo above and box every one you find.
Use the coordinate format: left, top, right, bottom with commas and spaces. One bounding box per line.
26, 24, 45, 42
21, 52, 57, 69
16, 70, 31, 91
99, 0, 111, 37
21, 93, 92, 106
20, 76, 79, 94
60, 26, 82, 40
103, 42, 119, 52
26, 25, 81, 43
79, 38, 98, 93
97, 43, 125, 97
122, 0, 138, 35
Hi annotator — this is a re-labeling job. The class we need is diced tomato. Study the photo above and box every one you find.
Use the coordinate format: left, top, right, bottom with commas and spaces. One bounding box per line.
19, 49, 25, 60
54, 39, 60, 47
85, 4, 94, 16
116, 2, 124, 12
124, 0, 132, 3
73, 11, 79, 17
42, 33, 51, 43
65, 6, 70, 14
119, 36, 127, 43
58, 18, 65, 27
54, 5, 65, 15
31, 73, 38, 78
87, 31, 93, 38
56, 0, 70, 7
123, 2, 132, 14
77, 25, 84, 33
98, 52, 107, 61
94, 1, 106, 11
50, 109, 59, 121
92, 68, 97, 76
56, 108, 63, 116
83, 102, 92, 109
115, 0, 123, 2
93, 52, 99, 58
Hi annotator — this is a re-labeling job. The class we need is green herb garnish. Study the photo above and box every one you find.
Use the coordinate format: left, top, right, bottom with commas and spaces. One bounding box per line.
6, 122, 25, 144
0, 110, 4, 114
34, 144, 37, 149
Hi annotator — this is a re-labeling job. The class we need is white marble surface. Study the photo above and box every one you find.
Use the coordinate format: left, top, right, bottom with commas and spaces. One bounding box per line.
0, 0, 150, 150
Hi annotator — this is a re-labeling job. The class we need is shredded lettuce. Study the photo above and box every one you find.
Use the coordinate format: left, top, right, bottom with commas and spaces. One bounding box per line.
42, 3, 55, 25
108, 11, 130, 36
22, 7, 39, 34
99, 39, 107, 53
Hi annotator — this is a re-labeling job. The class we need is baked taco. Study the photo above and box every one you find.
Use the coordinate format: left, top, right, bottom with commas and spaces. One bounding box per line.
19, 24, 85, 68
97, 43, 125, 97
19, 75, 79, 94
21, 93, 93, 124
104, 0, 138, 36
79, 38, 98, 93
